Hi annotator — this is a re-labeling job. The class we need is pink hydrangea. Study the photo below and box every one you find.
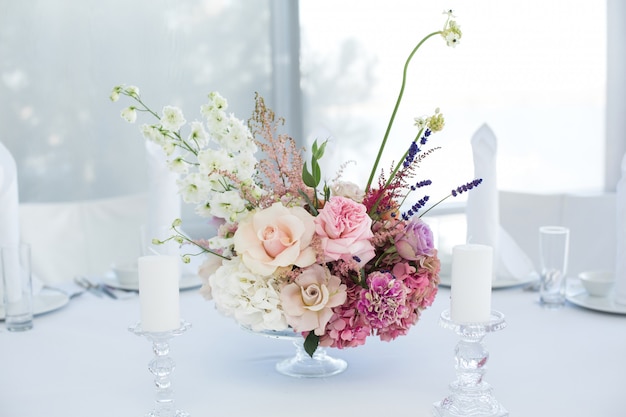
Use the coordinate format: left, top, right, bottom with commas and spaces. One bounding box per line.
392, 259, 440, 310
318, 282, 371, 349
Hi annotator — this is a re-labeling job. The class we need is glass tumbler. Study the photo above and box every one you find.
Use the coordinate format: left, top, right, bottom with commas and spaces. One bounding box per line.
538, 226, 570, 309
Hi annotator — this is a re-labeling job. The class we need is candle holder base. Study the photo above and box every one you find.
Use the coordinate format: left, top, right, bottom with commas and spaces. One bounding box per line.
130, 320, 191, 417
432, 310, 508, 417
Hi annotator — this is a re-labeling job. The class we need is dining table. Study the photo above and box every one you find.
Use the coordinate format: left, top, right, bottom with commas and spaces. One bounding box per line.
1, 276, 624, 417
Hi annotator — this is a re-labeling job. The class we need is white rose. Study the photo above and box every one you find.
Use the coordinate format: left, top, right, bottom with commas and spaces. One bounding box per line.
331, 180, 365, 202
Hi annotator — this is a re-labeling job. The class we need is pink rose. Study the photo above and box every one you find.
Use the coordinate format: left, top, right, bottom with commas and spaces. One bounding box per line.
314, 196, 375, 267
280, 264, 347, 336
233, 202, 317, 276
394, 219, 435, 261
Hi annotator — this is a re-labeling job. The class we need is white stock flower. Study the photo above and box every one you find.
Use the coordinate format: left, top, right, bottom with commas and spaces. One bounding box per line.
141, 124, 167, 146
125, 85, 140, 98
197, 148, 235, 175
195, 201, 213, 218
109, 86, 122, 102
188, 121, 208, 148
208, 257, 287, 332
203, 107, 228, 137
120, 106, 137, 123
161, 105, 186, 131
168, 156, 189, 174
210, 91, 227, 109
161, 140, 176, 156
207, 235, 234, 253
205, 172, 229, 192
208, 190, 248, 222
177, 172, 210, 204
231, 151, 257, 180
219, 116, 254, 152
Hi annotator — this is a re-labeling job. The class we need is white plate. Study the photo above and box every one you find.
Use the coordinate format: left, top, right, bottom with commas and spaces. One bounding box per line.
0, 290, 70, 320
102, 273, 202, 291
566, 291, 626, 315
438, 272, 538, 289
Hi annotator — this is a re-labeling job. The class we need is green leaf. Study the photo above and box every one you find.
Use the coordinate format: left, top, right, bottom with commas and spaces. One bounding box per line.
302, 162, 317, 188
311, 159, 321, 185
323, 183, 331, 202
313, 139, 328, 159
303, 332, 320, 358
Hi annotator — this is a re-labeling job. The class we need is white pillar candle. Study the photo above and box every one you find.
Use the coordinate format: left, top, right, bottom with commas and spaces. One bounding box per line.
138, 255, 180, 332
450, 244, 493, 323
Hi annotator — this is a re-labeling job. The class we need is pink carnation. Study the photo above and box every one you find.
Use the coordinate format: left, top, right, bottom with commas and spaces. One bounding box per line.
357, 271, 410, 330
314, 196, 375, 268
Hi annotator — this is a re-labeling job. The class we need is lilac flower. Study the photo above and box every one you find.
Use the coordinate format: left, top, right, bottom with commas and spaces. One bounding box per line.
394, 218, 435, 260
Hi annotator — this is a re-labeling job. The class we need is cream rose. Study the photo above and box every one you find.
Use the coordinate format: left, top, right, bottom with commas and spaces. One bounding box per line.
233, 202, 317, 276
280, 264, 347, 336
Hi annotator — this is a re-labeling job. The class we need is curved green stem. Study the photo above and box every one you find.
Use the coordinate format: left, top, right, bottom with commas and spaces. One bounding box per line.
365, 31, 441, 192
418, 193, 451, 218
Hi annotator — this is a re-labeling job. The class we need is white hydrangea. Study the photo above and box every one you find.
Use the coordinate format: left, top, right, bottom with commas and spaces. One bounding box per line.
208, 257, 287, 332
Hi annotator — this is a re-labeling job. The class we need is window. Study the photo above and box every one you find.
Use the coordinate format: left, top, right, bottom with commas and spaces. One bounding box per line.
299, 0, 607, 199
0, 0, 272, 203
0, 0, 612, 209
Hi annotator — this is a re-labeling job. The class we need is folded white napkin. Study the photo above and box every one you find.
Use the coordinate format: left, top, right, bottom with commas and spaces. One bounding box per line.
144, 141, 181, 258
0, 141, 21, 301
466, 124, 535, 281
615, 154, 626, 305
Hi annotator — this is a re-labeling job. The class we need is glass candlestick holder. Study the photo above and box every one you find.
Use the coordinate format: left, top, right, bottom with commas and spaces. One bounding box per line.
129, 320, 191, 417
432, 310, 508, 417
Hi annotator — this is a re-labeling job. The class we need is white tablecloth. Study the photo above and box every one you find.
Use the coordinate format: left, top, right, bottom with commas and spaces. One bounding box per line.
1, 282, 625, 417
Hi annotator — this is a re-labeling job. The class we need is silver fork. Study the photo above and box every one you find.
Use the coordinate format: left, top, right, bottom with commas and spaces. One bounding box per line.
74, 276, 118, 299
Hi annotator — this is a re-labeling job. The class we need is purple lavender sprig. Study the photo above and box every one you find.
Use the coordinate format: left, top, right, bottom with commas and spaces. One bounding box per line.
417, 178, 483, 218
451, 178, 483, 196
402, 195, 430, 220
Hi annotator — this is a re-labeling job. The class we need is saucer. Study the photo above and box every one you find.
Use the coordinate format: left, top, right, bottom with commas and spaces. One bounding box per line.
0, 290, 70, 320
102, 272, 202, 291
439, 272, 537, 289
566, 291, 626, 315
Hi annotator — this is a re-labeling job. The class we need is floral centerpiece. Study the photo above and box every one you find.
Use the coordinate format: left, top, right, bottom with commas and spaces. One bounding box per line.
111, 10, 479, 357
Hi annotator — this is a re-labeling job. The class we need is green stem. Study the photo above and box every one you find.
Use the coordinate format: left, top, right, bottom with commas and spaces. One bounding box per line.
365, 31, 441, 192
172, 224, 231, 261
418, 193, 451, 218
